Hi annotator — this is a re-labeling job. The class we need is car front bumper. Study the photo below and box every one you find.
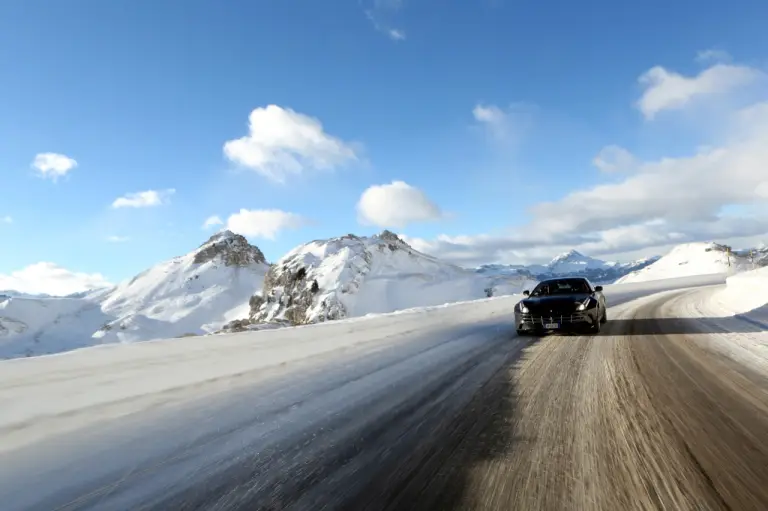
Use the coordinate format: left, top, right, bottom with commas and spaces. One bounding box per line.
515, 309, 598, 331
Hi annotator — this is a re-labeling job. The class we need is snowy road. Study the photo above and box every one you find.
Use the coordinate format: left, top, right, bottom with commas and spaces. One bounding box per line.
2, 274, 768, 510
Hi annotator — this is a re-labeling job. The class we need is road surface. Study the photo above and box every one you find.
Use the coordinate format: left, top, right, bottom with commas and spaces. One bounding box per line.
2, 285, 768, 510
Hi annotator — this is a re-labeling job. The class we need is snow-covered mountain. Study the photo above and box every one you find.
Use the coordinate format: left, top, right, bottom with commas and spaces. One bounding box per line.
0, 231, 269, 358
616, 242, 753, 284
476, 250, 660, 283
239, 230, 532, 328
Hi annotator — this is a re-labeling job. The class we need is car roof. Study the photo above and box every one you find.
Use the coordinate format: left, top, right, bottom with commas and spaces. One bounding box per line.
538, 276, 589, 284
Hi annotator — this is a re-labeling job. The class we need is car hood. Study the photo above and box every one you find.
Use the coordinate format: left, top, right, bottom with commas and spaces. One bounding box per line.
522, 293, 592, 311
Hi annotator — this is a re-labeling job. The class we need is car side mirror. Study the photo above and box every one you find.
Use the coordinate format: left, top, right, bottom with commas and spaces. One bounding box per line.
523, 290, 530, 296
594, 286, 603, 292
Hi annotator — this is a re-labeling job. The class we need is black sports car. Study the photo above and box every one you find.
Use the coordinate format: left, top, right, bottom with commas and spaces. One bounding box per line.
514, 277, 607, 335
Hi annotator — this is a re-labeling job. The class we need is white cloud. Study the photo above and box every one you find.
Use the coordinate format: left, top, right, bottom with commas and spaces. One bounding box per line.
32, 153, 78, 181
225, 209, 306, 239
1, 216, 12, 224
223, 105, 358, 183
105, 235, 129, 243
202, 215, 224, 229
357, 180, 443, 228
696, 49, 732, 64
592, 145, 637, 173
111, 189, 175, 208
0, 262, 112, 296
637, 63, 764, 119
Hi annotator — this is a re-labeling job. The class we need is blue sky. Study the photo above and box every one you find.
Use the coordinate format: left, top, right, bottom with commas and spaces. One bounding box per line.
2, 0, 768, 294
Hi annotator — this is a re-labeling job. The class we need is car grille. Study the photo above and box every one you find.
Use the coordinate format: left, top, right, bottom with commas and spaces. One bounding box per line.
519, 312, 589, 325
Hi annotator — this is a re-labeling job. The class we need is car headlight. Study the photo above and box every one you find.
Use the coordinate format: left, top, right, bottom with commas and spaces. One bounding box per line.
519, 302, 529, 313
576, 298, 592, 311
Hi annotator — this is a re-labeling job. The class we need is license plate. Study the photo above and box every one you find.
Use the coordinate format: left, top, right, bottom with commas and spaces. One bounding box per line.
544, 323, 559, 329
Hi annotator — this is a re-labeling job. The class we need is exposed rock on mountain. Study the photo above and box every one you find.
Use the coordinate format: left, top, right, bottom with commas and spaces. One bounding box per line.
248, 231, 528, 326
192, 231, 266, 266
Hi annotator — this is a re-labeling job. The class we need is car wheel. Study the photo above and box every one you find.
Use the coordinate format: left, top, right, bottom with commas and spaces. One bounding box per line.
516, 329, 528, 337
590, 314, 602, 334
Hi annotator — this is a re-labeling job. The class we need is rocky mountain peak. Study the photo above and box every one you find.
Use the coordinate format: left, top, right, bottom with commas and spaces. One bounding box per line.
549, 249, 584, 264
193, 230, 267, 267
374, 229, 412, 251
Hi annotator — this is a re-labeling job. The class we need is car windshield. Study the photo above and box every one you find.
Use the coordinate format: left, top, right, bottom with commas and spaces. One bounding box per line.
531, 279, 590, 296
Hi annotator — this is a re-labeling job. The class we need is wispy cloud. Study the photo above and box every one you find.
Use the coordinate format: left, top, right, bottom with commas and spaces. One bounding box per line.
105, 235, 129, 243
696, 49, 732, 64
472, 102, 535, 148
111, 189, 176, 208
363, 0, 406, 41
202, 215, 224, 229
1, 215, 12, 224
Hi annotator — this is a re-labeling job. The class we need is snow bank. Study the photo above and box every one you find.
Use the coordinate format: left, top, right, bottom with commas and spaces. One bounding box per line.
616, 242, 751, 283
707, 266, 768, 326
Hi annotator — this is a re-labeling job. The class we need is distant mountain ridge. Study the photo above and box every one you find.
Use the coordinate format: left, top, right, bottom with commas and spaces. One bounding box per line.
476, 249, 661, 283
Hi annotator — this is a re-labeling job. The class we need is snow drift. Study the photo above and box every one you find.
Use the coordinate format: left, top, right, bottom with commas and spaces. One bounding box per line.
0, 231, 269, 359
616, 242, 752, 284
248, 230, 532, 326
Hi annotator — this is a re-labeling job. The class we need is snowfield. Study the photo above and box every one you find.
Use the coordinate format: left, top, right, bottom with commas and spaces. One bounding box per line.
616, 242, 752, 283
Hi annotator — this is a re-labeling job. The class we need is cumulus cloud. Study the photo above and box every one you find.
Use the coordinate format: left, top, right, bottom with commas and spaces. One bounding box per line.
637, 62, 764, 119
111, 189, 175, 208
357, 181, 443, 228
202, 215, 224, 229
223, 105, 358, 183
592, 145, 637, 173
105, 235, 129, 243
0, 262, 112, 296
364, 0, 406, 41
225, 209, 306, 239
32, 153, 78, 181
